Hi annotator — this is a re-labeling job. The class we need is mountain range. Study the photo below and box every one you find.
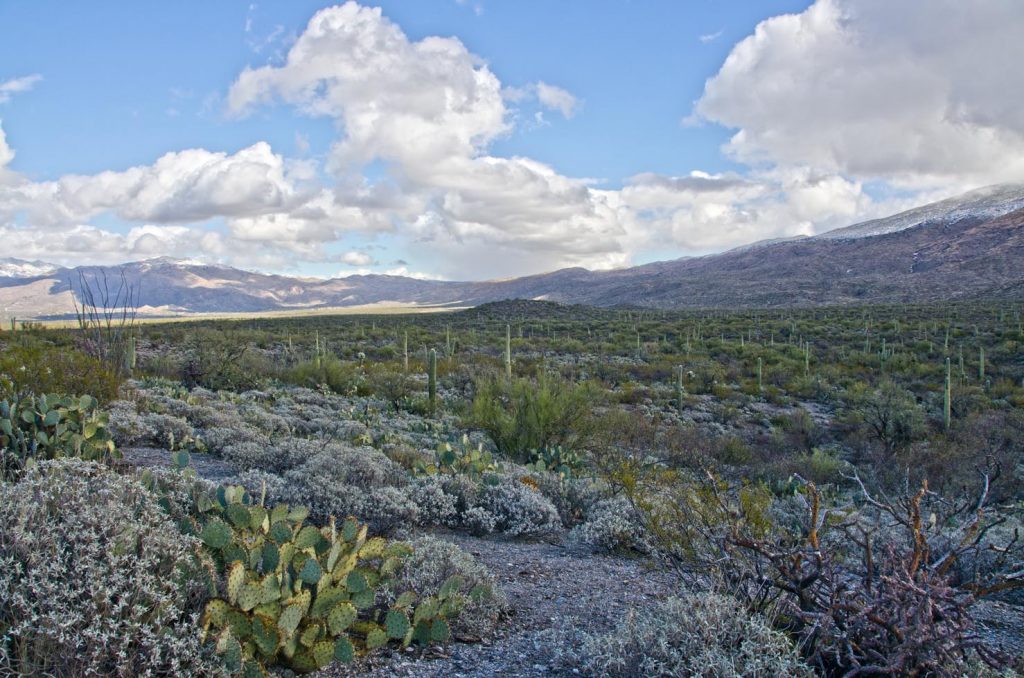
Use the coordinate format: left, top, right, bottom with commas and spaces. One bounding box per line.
1, 184, 1022, 319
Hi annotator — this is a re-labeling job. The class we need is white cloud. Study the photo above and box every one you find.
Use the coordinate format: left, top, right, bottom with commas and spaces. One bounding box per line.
0, 75, 42, 104
7, 1, 1019, 280
694, 0, 1024, 190
620, 169, 879, 253
228, 2, 509, 172
0, 124, 14, 169
699, 31, 722, 44
227, 2, 627, 278
535, 82, 579, 119
340, 250, 374, 266
383, 266, 444, 280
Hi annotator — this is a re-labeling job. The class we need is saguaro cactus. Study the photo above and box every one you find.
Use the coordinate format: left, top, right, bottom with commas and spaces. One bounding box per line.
944, 357, 952, 431
427, 348, 437, 414
504, 324, 512, 380
676, 365, 685, 414
403, 330, 409, 373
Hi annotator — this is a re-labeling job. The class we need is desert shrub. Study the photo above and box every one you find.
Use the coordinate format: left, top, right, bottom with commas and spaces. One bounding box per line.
622, 467, 1024, 676
107, 399, 198, 449
843, 380, 926, 453
410, 476, 459, 526
574, 593, 813, 677
533, 472, 604, 528
463, 506, 498, 536
283, 355, 366, 396
277, 443, 413, 532
220, 436, 332, 474
571, 496, 655, 554
357, 485, 421, 534
178, 331, 269, 391
386, 536, 508, 640
0, 459, 222, 676
475, 475, 560, 537
470, 374, 598, 462
0, 341, 122, 403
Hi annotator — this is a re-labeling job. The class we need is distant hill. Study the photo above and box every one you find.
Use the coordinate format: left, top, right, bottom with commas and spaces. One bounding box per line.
1, 184, 1022, 318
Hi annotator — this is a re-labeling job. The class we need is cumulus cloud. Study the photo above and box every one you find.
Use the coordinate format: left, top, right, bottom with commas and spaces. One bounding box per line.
535, 82, 579, 119
694, 0, 1024, 189
620, 169, 876, 252
0, 75, 42, 104
340, 250, 375, 266
6, 1, 1021, 279
0, 124, 14, 169
227, 2, 627, 278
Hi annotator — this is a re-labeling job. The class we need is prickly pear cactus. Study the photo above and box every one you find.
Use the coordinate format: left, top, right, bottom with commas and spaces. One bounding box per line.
192, 484, 460, 674
415, 434, 497, 480
0, 393, 118, 480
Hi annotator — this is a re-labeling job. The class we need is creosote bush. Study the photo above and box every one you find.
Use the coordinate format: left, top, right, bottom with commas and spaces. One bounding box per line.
470, 374, 598, 462
0, 341, 123, 403
0, 459, 222, 676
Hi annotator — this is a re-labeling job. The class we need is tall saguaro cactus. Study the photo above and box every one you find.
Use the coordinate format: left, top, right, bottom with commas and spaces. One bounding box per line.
427, 348, 437, 415
676, 365, 685, 414
403, 330, 409, 373
944, 357, 952, 431
504, 324, 512, 380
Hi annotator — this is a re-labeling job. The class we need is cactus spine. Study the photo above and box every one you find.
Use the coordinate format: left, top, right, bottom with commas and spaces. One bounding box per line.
504, 324, 512, 380
944, 357, 952, 431
427, 348, 437, 414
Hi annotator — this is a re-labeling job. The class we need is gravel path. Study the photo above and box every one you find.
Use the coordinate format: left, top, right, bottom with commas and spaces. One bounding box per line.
119, 446, 238, 483
314, 531, 679, 678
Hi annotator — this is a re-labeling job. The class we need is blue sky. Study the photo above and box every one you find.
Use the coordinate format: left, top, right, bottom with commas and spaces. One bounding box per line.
1, 1, 1022, 280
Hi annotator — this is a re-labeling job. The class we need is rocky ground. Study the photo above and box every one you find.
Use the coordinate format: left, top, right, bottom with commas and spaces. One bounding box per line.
317, 531, 678, 678
121, 445, 1024, 677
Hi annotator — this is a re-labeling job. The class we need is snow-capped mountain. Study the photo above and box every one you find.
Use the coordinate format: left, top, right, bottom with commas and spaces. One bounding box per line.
0, 258, 58, 278
815, 184, 1024, 240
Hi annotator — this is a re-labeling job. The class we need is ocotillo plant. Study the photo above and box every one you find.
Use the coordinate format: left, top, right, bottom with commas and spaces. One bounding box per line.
427, 348, 437, 414
944, 357, 952, 431
504, 324, 512, 380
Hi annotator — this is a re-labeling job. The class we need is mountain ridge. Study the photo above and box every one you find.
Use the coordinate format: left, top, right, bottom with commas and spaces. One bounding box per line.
2, 184, 1022, 318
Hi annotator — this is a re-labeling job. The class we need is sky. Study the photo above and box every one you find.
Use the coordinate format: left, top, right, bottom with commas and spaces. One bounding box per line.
1, 0, 1023, 280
